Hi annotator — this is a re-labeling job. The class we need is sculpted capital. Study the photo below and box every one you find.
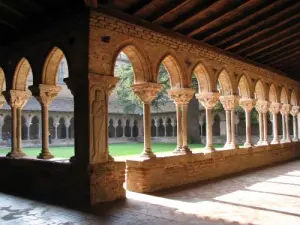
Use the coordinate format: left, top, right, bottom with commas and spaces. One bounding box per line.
195, 92, 220, 109
33, 84, 61, 106
132, 82, 162, 104
168, 88, 195, 105
280, 104, 291, 115
255, 100, 270, 113
4, 89, 31, 109
290, 106, 299, 116
219, 95, 240, 110
239, 98, 257, 112
269, 102, 281, 114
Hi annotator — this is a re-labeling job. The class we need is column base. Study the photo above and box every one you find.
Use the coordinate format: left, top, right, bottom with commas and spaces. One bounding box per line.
140, 150, 156, 159
224, 143, 236, 149
256, 140, 263, 146
271, 140, 280, 144
37, 151, 54, 159
204, 146, 215, 152
285, 138, 292, 143
261, 141, 269, 146
173, 147, 182, 154
243, 142, 253, 148
293, 138, 299, 142
180, 146, 192, 154
108, 154, 114, 162
6, 150, 26, 158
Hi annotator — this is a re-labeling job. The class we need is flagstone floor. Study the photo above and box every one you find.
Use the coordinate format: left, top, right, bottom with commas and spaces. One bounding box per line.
1, 159, 300, 225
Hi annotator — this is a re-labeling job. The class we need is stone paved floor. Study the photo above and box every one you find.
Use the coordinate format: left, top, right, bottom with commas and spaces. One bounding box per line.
1, 160, 300, 225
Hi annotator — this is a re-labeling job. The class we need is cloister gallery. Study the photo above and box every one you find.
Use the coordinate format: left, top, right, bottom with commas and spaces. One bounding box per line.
0, 2, 300, 211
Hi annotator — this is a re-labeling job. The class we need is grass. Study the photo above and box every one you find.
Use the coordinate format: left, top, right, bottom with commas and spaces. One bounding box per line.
0, 143, 225, 158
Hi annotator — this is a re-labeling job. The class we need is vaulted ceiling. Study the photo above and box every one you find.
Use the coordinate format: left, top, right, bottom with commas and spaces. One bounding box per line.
0, 0, 299, 80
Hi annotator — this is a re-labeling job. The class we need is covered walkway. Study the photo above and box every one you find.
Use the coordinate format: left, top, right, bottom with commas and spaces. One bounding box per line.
1, 159, 300, 225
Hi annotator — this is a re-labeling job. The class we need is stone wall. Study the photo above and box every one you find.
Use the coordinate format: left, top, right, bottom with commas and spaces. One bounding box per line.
126, 143, 300, 193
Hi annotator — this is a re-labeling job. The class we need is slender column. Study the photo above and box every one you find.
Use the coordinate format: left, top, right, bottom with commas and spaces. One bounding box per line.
113, 120, 118, 138
38, 121, 41, 139
281, 112, 286, 142
290, 106, 299, 141
163, 119, 167, 137
240, 98, 256, 147
171, 121, 176, 137
255, 100, 269, 146
27, 125, 30, 140
65, 122, 70, 139
0, 122, 3, 142
168, 88, 195, 154
230, 110, 238, 148
262, 112, 269, 145
269, 103, 281, 144
285, 115, 291, 142
282, 104, 291, 142
132, 82, 162, 158
196, 92, 220, 151
258, 111, 263, 145
4, 90, 31, 158
122, 120, 126, 138
54, 123, 59, 139
155, 119, 159, 137
225, 110, 231, 147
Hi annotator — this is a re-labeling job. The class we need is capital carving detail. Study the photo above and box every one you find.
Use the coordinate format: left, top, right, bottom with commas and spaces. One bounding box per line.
219, 95, 240, 110
132, 82, 162, 104
269, 102, 281, 114
35, 84, 61, 106
195, 92, 220, 109
239, 98, 257, 112
290, 106, 299, 116
5, 90, 31, 109
281, 104, 291, 116
255, 100, 270, 113
168, 88, 195, 105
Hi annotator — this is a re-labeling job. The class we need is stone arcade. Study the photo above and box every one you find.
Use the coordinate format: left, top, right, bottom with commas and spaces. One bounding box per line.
0, 1, 299, 210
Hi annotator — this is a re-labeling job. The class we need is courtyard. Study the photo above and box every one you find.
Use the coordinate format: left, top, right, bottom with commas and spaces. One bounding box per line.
0, 159, 299, 225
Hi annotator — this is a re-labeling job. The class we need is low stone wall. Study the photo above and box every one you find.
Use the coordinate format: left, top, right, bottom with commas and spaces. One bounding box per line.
0, 157, 126, 208
126, 143, 300, 193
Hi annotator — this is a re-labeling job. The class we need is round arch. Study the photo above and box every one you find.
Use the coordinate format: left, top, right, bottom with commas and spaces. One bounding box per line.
157, 54, 184, 88
217, 69, 233, 95
13, 58, 32, 91
192, 63, 212, 93
42, 47, 66, 85
290, 90, 298, 106
254, 80, 266, 101
280, 87, 289, 104
238, 75, 251, 98
112, 44, 151, 83
269, 84, 278, 103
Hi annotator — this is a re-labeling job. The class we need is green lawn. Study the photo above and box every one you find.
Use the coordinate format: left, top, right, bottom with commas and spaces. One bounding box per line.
0, 143, 225, 158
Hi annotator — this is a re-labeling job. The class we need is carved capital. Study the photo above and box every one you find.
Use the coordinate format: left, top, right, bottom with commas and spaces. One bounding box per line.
281, 104, 291, 115
4, 90, 31, 109
269, 102, 281, 114
239, 98, 257, 112
131, 82, 162, 104
168, 88, 195, 105
89, 75, 120, 96
255, 100, 270, 113
32, 84, 61, 106
195, 92, 220, 109
290, 106, 299, 116
219, 95, 240, 110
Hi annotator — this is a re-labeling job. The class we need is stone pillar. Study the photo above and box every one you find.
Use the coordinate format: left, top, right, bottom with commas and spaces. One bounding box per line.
280, 111, 286, 143
240, 98, 256, 147
255, 100, 269, 146
154, 119, 159, 137
113, 119, 118, 138
53, 121, 59, 139
282, 104, 291, 142
171, 119, 176, 137
31, 85, 61, 159
4, 90, 31, 157
196, 92, 220, 151
163, 118, 167, 137
291, 106, 299, 142
168, 88, 195, 154
220, 95, 240, 149
132, 82, 162, 158
122, 119, 126, 138
0, 118, 3, 142
65, 121, 71, 139
269, 103, 281, 144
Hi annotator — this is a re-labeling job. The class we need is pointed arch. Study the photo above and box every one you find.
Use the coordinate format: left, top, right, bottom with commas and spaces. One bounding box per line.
268, 83, 278, 103
0, 67, 6, 93
280, 87, 289, 104
113, 44, 151, 83
217, 69, 233, 95
158, 54, 183, 88
192, 62, 212, 93
42, 47, 66, 85
254, 80, 266, 101
238, 75, 251, 98
13, 58, 32, 91
290, 89, 298, 106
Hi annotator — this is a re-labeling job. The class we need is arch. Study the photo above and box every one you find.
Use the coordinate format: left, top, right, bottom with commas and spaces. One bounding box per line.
108, 119, 115, 138
116, 119, 123, 137
132, 120, 138, 137
238, 75, 251, 98
216, 69, 233, 95
166, 117, 173, 137
113, 44, 151, 83
125, 119, 131, 137
30, 116, 39, 139
0, 67, 6, 93
212, 114, 221, 136
58, 117, 66, 139
151, 119, 156, 137
254, 80, 266, 101
42, 47, 66, 85
290, 90, 298, 106
13, 58, 32, 91
269, 84, 278, 103
158, 54, 184, 88
158, 118, 165, 137
280, 87, 289, 104
192, 63, 212, 93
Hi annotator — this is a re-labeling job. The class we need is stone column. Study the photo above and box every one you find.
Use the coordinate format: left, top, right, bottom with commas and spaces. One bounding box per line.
169, 88, 195, 154
280, 111, 286, 143
53, 120, 59, 139
269, 103, 281, 144
113, 119, 118, 138
291, 106, 299, 142
240, 98, 256, 147
31, 84, 61, 159
132, 82, 162, 158
122, 119, 126, 138
171, 119, 176, 137
154, 119, 159, 137
282, 104, 291, 142
220, 95, 240, 149
196, 92, 220, 151
255, 100, 269, 146
65, 121, 71, 139
0, 118, 3, 142
163, 118, 167, 137
4, 90, 31, 157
